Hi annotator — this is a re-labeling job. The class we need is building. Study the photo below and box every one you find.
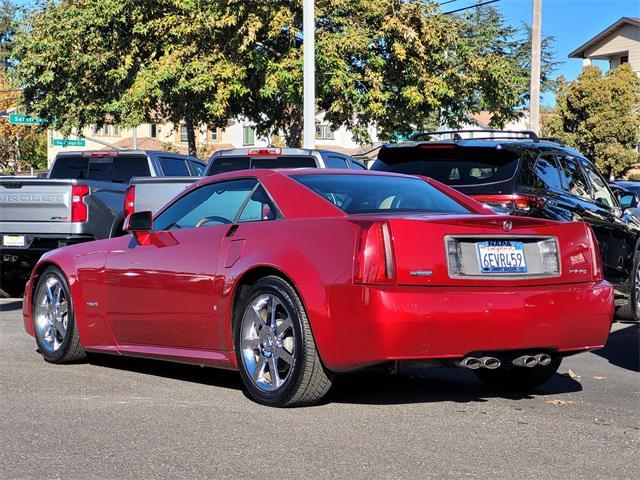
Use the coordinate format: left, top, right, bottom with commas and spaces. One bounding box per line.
46, 115, 379, 165
569, 17, 640, 75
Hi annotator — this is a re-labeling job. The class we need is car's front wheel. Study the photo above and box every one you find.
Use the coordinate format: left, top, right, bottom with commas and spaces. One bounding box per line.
617, 251, 640, 322
234, 276, 332, 407
474, 357, 562, 390
32, 266, 86, 363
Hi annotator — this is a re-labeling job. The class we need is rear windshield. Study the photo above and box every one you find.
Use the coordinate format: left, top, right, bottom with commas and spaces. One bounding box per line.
49, 154, 150, 183
372, 145, 519, 187
291, 174, 470, 215
207, 156, 317, 175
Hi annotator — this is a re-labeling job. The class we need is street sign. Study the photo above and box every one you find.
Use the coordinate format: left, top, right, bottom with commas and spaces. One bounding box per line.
8, 114, 44, 125
52, 139, 86, 147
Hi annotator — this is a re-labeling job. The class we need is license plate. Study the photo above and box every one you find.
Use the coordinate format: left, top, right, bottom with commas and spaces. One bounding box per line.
477, 241, 527, 273
2, 235, 25, 247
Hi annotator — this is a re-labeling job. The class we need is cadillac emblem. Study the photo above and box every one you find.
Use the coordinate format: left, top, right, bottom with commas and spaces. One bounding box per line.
503, 220, 513, 231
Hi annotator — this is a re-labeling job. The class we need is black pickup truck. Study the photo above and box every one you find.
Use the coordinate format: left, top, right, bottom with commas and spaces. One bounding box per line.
0, 150, 204, 296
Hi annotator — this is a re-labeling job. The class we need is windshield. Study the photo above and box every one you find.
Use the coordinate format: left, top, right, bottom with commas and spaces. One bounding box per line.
291, 174, 470, 215
372, 145, 520, 187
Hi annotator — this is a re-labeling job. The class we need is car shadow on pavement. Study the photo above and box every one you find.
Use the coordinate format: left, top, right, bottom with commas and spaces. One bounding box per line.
0, 300, 23, 312
591, 323, 639, 372
88, 353, 244, 390
327, 367, 582, 406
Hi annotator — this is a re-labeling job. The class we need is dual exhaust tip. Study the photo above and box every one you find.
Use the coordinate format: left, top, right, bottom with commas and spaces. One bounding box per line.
458, 353, 551, 370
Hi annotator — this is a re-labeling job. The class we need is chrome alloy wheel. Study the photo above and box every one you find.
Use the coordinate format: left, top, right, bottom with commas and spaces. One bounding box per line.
240, 294, 296, 392
34, 275, 69, 353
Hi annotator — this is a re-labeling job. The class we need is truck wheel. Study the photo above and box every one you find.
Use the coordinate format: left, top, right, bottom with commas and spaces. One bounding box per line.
32, 267, 87, 363
234, 276, 333, 407
474, 357, 562, 390
617, 252, 640, 322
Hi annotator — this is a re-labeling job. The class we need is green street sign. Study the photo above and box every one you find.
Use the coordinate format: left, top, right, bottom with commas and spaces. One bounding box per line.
9, 114, 44, 125
52, 138, 86, 147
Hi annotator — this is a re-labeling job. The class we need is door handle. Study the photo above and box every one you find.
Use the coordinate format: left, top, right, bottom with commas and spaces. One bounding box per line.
225, 224, 239, 237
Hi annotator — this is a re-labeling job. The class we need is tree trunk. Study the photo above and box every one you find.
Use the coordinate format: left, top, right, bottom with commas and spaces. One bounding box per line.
185, 118, 197, 157
283, 108, 304, 147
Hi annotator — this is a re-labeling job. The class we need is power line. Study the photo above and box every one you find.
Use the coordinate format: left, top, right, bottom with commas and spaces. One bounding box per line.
438, 0, 461, 6
443, 0, 500, 15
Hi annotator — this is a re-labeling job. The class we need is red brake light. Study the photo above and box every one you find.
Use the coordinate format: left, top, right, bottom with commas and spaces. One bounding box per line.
248, 148, 282, 156
81, 151, 119, 158
354, 222, 396, 284
471, 194, 546, 213
418, 144, 456, 150
124, 186, 135, 217
71, 185, 89, 222
585, 224, 604, 281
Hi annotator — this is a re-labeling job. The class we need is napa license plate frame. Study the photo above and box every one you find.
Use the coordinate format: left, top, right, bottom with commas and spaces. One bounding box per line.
476, 240, 527, 274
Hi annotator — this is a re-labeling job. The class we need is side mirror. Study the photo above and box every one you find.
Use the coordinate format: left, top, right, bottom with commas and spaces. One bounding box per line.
124, 211, 153, 232
618, 193, 637, 210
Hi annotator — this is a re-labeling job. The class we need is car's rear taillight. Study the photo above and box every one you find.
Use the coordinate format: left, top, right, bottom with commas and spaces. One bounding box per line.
585, 224, 604, 281
124, 185, 135, 217
354, 222, 396, 284
71, 185, 89, 222
471, 194, 546, 214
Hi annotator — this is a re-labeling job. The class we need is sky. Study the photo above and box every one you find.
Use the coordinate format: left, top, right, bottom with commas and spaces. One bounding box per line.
494, 0, 640, 106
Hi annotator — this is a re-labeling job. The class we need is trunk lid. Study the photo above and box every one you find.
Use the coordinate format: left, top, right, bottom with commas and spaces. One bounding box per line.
385, 214, 598, 287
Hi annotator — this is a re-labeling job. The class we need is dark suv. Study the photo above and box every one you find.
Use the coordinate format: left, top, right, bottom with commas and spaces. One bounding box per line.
371, 130, 640, 320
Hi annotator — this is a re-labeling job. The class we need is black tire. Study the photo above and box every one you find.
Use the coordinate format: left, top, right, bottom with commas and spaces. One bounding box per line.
234, 276, 332, 407
32, 267, 87, 364
616, 251, 640, 321
474, 357, 562, 390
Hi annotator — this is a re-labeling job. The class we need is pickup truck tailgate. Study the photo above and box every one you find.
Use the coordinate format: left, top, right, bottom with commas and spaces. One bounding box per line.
0, 179, 74, 233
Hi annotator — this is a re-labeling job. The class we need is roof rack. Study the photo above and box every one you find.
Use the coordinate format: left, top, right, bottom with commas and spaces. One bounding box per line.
409, 129, 540, 143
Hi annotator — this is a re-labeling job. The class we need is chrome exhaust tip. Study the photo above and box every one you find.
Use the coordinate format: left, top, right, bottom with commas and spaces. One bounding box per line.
512, 355, 538, 368
480, 357, 501, 369
458, 357, 482, 370
534, 353, 552, 366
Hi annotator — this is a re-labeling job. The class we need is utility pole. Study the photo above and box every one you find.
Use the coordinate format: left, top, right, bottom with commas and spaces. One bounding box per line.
132, 126, 138, 150
303, 0, 315, 149
529, 0, 542, 135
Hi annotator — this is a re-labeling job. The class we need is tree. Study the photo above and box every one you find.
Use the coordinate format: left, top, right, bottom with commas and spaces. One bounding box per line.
11, 0, 247, 156
242, 0, 547, 145
544, 65, 640, 179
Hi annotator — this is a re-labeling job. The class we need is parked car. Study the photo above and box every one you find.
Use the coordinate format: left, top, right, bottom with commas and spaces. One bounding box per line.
0, 150, 204, 296
22, 169, 612, 407
371, 130, 640, 320
124, 147, 366, 216
608, 182, 640, 225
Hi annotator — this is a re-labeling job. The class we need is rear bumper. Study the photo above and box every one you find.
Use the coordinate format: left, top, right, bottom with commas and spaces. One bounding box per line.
304, 281, 613, 372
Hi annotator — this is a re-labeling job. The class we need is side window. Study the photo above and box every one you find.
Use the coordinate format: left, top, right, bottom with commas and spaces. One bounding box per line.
581, 160, 616, 208
349, 160, 367, 170
533, 155, 563, 190
190, 161, 205, 176
237, 186, 277, 222
110, 156, 151, 183
160, 157, 190, 176
153, 179, 257, 231
557, 155, 590, 199
324, 156, 349, 169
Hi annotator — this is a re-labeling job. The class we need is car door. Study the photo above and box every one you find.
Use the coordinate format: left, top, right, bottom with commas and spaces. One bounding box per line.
104, 178, 259, 350
578, 159, 635, 287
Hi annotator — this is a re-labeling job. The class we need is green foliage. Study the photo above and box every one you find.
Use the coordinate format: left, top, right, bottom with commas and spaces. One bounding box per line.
627, 173, 640, 182
544, 65, 640, 178
11, 0, 551, 149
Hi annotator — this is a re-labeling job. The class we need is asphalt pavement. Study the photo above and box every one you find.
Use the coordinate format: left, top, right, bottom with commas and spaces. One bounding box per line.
1, 298, 638, 479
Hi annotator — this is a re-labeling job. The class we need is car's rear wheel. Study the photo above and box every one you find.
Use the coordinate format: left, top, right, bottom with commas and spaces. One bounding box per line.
32, 267, 86, 363
234, 276, 332, 407
616, 252, 640, 321
474, 357, 562, 390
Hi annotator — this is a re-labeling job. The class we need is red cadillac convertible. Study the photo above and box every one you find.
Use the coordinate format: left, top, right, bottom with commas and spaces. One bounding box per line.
23, 169, 613, 406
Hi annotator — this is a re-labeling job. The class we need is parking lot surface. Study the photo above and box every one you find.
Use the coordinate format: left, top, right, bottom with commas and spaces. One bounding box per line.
1, 298, 638, 479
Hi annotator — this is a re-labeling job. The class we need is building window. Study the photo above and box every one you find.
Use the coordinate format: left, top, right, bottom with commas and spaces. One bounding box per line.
150, 124, 157, 138
243, 126, 255, 146
315, 124, 334, 140
91, 124, 99, 135
621, 55, 629, 65
103, 125, 110, 136
113, 125, 120, 136
180, 125, 188, 143
210, 128, 218, 141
